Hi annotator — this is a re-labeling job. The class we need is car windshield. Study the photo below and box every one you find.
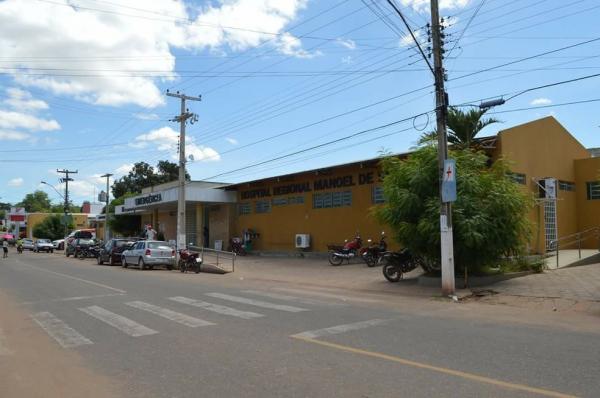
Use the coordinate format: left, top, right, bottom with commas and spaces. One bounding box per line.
78, 239, 94, 245
148, 242, 172, 250
38, 239, 50, 243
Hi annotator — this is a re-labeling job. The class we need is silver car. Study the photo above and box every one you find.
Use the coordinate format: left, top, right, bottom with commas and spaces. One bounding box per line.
34, 239, 54, 253
22, 239, 35, 251
121, 240, 174, 270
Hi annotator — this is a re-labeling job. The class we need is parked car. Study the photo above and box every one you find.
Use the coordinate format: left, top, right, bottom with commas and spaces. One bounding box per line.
65, 229, 95, 247
121, 240, 175, 270
97, 238, 140, 266
66, 238, 96, 257
34, 239, 54, 253
52, 239, 65, 250
21, 238, 35, 251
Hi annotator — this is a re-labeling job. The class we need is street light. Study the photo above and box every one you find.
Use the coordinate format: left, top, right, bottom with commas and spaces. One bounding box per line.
41, 181, 69, 240
40, 181, 65, 200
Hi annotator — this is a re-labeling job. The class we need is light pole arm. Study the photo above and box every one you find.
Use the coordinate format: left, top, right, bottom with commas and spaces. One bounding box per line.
41, 181, 65, 201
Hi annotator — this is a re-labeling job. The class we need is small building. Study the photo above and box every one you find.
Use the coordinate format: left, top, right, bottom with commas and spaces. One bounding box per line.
26, 213, 92, 239
115, 116, 600, 254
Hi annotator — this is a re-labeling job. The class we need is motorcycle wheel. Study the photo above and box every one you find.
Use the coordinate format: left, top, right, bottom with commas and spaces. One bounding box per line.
166, 262, 173, 271
364, 253, 376, 267
193, 262, 201, 274
328, 252, 343, 266
179, 260, 187, 273
382, 263, 402, 282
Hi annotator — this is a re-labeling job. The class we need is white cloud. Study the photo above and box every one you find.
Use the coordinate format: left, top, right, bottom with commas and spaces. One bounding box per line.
0, 0, 309, 108
68, 180, 100, 198
115, 163, 134, 176
133, 112, 160, 121
341, 56, 354, 65
530, 98, 552, 106
400, 0, 470, 12
3, 88, 49, 110
0, 130, 29, 141
225, 137, 238, 145
336, 38, 356, 50
399, 30, 424, 48
8, 177, 23, 187
132, 126, 220, 162
0, 110, 60, 131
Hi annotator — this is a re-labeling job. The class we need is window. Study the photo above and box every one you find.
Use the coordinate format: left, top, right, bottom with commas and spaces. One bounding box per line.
255, 200, 271, 213
559, 180, 575, 192
313, 191, 352, 209
507, 172, 526, 185
272, 197, 288, 206
372, 186, 385, 204
586, 182, 600, 200
288, 196, 304, 205
238, 202, 251, 215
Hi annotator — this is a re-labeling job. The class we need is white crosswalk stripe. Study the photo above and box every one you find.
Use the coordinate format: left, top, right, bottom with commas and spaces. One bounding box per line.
242, 290, 345, 307
291, 319, 390, 339
31, 312, 93, 348
0, 327, 13, 355
168, 296, 264, 319
205, 293, 308, 313
80, 306, 158, 337
125, 301, 215, 328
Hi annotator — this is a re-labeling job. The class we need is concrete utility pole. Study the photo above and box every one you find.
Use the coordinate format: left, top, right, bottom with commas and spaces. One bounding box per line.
166, 90, 200, 256
101, 173, 113, 242
430, 0, 455, 295
57, 169, 77, 238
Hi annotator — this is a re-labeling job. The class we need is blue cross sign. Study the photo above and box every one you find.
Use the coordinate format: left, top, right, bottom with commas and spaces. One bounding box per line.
442, 159, 457, 203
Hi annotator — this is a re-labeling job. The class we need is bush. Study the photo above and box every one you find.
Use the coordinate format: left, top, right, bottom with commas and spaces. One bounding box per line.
375, 146, 533, 274
32, 214, 74, 240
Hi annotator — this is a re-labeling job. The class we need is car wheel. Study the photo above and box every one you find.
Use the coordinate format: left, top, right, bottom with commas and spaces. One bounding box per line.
138, 258, 146, 270
109, 255, 115, 266
50, 249, 53, 254
122, 256, 128, 268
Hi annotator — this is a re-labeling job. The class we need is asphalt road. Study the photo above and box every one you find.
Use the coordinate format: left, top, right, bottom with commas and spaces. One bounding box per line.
0, 251, 598, 398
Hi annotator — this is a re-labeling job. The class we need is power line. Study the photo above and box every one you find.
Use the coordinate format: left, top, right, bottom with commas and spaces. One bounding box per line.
487, 98, 600, 114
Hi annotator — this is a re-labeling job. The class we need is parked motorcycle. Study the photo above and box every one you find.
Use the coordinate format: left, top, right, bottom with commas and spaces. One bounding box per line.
17, 244, 23, 254
361, 232, 388, 267
328, 234, 364, 266
178, 247, 202, 273
77, 245, 99, 260
381, 249, 422, 282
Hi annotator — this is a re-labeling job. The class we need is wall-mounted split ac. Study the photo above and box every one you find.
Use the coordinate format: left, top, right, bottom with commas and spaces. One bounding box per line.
295, 234, 310, 249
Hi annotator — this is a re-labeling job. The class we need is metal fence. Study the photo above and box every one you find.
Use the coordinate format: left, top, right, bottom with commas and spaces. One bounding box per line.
189, 246, 236, 273
547, 227, 600, 269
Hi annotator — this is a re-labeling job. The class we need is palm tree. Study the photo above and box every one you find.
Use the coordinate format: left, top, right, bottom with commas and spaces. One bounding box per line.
419, 108, 500, 148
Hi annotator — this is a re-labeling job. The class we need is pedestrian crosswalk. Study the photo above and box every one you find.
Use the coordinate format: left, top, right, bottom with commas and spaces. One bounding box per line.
19, 289, 387, 351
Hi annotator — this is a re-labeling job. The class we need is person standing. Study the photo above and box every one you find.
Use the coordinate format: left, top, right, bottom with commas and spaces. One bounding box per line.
146, 226, 157, 240
2, 239, 8, 258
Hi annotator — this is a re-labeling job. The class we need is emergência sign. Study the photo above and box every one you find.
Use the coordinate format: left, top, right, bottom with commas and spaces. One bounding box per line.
135, 193, 163, 206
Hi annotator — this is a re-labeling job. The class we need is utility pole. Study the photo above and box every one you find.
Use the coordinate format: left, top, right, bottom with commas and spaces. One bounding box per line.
101, 173, 113, 242
166, 90, 200, 257
57, 169, 77, 239
430, 0, 455, 295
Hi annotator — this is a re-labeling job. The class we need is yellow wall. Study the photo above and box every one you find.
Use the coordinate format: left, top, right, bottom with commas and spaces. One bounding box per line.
233, 163, 394, 252
27, 213, 90, 239
574, 157, 600, 249
498, 117, 590, 253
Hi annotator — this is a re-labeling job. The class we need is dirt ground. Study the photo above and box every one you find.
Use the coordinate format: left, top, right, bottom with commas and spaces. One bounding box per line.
0, 290, 121, 398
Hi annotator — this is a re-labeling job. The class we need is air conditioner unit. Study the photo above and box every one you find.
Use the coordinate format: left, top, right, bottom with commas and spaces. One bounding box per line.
295, 234, 310, 249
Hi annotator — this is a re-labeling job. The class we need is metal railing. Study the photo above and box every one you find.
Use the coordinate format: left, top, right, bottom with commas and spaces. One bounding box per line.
547, 227, 600, 269
189, 246, 236, 273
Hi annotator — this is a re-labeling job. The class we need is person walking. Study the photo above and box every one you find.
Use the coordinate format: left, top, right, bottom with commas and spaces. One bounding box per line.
2, 239, 8, 258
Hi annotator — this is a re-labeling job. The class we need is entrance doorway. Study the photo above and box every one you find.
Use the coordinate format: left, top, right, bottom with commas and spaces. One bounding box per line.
203, 206, 210, 248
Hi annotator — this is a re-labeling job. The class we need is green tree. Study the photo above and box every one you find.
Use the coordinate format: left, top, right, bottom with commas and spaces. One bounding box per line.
419, 108, 500, 148
112, 160, 189, 198
107, 194, 141, 237
375, 146, 532, 274
32, 214, 74, 240
17, 191, 52, 212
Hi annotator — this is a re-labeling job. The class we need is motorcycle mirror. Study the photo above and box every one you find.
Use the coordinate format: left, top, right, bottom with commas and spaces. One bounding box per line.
368, 239, 372, 243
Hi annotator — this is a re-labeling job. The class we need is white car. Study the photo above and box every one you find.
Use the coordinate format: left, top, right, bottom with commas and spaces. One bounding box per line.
34, 239, 54, 253
52, 239, 65, 250
121, 240, 175, 270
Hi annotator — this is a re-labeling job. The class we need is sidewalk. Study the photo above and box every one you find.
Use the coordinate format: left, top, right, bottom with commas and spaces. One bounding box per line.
226, 255, 450, 298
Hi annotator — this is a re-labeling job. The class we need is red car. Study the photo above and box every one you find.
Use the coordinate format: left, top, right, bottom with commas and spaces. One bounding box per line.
96, 238, 140, 265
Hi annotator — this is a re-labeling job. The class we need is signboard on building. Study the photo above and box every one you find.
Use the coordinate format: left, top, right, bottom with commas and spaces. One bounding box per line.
134, 193, 163, 206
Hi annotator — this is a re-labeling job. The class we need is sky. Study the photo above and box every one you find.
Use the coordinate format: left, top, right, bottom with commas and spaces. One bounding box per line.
1, 0, 599, 205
